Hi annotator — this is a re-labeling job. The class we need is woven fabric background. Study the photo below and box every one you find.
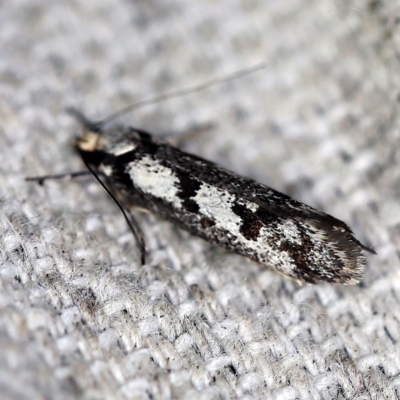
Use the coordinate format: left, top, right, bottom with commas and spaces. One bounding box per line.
1, 1, 399, 399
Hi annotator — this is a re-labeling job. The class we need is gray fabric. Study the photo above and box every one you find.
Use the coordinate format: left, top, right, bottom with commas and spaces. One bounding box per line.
1, 1, 398, 399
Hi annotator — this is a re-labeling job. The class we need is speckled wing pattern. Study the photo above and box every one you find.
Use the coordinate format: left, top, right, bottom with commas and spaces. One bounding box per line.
77, 124, 375, 284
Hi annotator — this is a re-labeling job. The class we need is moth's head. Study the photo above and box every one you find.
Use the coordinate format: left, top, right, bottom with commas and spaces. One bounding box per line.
69, 108, 154, 157
75, 130, 101, 152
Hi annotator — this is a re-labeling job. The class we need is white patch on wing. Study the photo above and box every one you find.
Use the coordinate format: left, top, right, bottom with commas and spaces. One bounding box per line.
236, 198, 259, 212
277, 220, 302, 245
111, 143, 137, 156
245, 201, 259, 212
193, 183, 297, 273
194, 184, 241, 232
99, 164, 113, 176
129, 156, 182, 207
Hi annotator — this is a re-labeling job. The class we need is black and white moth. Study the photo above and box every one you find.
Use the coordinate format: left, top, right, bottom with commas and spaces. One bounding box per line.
37, 109, 372, 285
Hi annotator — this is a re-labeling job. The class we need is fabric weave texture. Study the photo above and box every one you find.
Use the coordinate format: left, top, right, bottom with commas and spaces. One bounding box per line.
1, 1, 398, 399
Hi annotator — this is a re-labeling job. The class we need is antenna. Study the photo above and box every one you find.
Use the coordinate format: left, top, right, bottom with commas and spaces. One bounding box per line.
100, 60, 267, 125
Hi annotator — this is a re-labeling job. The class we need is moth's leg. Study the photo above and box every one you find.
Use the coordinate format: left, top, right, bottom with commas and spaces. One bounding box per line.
121, 207, 147, 265
27, 166, 147, 264
82, 160, 147, 265
26, 171, 93, 185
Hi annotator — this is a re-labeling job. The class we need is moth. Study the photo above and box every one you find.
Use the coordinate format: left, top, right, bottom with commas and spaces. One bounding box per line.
28, 108, 375, 285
